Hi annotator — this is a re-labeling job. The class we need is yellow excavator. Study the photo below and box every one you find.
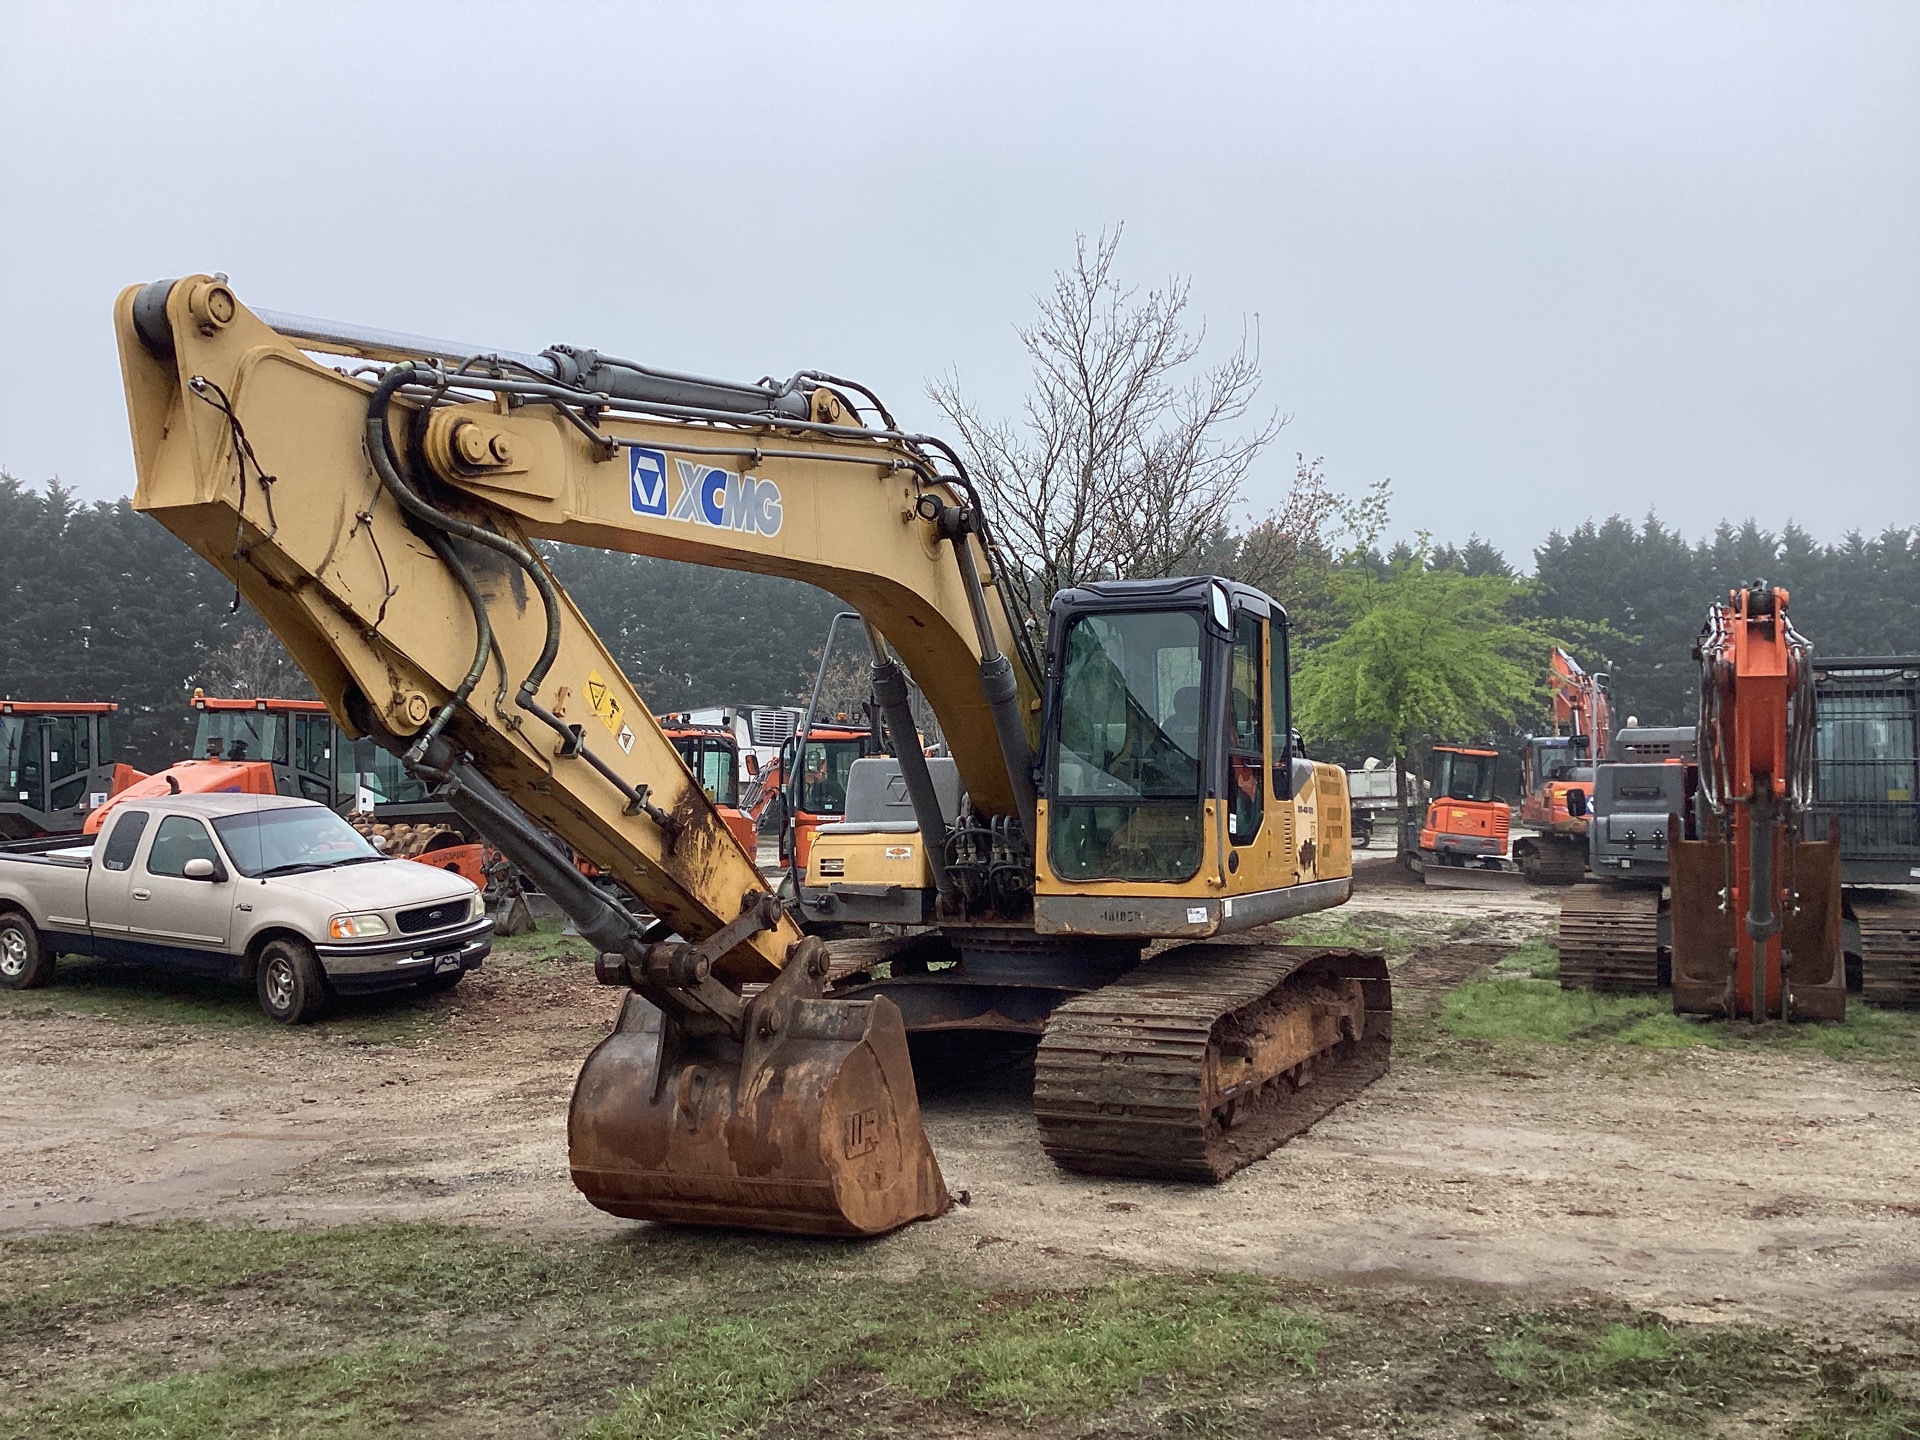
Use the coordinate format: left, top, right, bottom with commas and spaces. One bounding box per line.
114, 275, 1390, 1237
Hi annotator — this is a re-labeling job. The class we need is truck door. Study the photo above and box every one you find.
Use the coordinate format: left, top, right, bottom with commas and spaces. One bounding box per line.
128, 814, 232, 955
87, 808, 152, 937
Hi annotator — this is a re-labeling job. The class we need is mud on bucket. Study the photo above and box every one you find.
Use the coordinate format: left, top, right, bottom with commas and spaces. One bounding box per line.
569, 970, 949, 1238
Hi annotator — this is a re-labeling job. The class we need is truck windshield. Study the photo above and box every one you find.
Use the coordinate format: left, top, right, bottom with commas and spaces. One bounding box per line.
212, 806, 380, 877
1048, 608, 1204, 883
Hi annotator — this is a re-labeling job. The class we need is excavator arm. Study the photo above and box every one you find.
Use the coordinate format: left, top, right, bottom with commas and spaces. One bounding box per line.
113, 274, 1041, 1234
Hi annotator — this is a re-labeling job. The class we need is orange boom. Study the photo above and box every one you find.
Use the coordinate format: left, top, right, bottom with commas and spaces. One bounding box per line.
1669, 583, 1844, 1021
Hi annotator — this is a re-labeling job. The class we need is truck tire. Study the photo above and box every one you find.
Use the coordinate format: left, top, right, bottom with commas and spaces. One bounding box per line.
255, 937, 328, 1024
0, 912, 53, 990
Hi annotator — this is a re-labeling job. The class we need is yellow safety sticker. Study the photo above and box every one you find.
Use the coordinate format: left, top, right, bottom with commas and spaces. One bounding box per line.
585, 670, 624, 737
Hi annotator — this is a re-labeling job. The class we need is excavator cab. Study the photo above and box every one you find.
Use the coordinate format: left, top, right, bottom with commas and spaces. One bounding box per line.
1418, 746, 1510, 868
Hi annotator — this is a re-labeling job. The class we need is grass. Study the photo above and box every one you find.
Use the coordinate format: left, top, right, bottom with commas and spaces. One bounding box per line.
2, 1222, 1914, 1438
1434, 939, 1920, 1074
0, 1223, 1324, 1440
0, 919, 588, 1041
1273, 907, 1465, 961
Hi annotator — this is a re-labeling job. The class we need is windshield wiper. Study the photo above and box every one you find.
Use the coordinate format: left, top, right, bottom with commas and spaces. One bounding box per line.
331, 854, 389, 867
253, 861, 329, 878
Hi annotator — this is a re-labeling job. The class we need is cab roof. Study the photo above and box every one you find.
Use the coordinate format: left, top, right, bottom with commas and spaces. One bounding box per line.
1048, 575, 1285, 625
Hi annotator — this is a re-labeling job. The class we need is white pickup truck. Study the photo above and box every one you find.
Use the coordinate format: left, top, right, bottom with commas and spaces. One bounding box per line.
0, 793, 492, 1022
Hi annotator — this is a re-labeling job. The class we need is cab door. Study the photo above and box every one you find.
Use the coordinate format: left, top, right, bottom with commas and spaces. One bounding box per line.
86, 808, 152, 937
127, 814, 232, 956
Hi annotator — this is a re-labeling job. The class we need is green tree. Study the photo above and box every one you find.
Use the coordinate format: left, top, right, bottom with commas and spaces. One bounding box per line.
1294, 547, 1559, 856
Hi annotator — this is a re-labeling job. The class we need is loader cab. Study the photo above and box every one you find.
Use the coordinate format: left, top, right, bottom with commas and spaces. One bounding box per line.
1040, 577, 1305, 897
190, 694, 340, 804
0, 702, 126, 839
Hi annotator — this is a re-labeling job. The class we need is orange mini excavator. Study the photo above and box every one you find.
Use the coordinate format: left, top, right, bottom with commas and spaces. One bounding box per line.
1669, 583, 1845, 1022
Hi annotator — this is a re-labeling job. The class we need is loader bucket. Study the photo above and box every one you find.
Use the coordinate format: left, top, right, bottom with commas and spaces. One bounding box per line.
569, 980, 948, 1237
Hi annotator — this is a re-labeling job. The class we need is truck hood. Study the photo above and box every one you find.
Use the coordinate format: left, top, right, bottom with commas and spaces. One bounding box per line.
257, 859, 477, 911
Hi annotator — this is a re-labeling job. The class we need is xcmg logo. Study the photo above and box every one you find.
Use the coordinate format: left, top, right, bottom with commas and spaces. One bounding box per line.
629, 447, 783, 536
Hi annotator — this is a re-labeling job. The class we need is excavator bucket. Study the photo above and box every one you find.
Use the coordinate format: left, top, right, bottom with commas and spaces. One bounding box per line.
1670, 826, 1845, 1021
569, 943, 948, 1237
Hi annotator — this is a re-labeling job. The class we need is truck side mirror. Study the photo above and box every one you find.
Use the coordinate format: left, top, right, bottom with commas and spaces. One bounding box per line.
182, 857, 223, 881
1566, 788, 1589, 818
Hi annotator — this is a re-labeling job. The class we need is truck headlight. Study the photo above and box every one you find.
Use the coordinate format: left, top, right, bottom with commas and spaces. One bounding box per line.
329, 913, 391, 939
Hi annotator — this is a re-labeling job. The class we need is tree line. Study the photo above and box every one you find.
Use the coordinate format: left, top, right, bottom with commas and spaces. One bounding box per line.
3, 233, 1911, 781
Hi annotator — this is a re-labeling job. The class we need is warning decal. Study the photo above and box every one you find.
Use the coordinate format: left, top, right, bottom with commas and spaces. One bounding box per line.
585, 670, 624, 736
616, 725, 635, 754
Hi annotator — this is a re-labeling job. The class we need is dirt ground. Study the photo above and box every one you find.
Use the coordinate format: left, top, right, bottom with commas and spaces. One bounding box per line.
2, 853, 1917, 1346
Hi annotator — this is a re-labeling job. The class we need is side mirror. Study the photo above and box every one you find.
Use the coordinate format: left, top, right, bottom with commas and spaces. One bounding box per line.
1566, 788, 1590, 819
744, 754, 760, 777
367, 834, 390, 853
182, 857, 223, 881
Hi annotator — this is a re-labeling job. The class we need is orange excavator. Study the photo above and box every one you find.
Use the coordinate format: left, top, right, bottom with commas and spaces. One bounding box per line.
1513, 648, 1609, 882
1416, 745, 1513, 887
1669, 583, 1844, 1021
657, 713, 757, 853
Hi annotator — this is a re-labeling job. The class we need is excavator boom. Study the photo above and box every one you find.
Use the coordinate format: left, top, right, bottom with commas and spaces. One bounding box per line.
114, 276, 979, 1234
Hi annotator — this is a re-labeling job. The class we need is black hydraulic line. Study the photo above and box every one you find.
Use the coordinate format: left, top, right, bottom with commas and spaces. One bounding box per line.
862, 622, 955, 902
945, 518, 1039, 839
363, 366, 678, 836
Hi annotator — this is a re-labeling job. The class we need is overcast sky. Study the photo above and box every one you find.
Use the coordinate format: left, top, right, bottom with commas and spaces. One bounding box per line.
2, 2, 1913, 569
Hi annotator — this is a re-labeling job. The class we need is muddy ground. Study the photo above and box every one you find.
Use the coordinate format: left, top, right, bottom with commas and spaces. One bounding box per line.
4, 850, 1915, 1355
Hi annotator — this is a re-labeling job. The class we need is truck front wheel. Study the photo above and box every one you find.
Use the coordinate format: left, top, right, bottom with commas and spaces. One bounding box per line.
0, 912, 53, 990
255, 938, 328, 1024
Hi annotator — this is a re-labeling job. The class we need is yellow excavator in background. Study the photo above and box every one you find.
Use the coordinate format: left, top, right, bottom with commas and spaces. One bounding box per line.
114, 275, 1390, 1237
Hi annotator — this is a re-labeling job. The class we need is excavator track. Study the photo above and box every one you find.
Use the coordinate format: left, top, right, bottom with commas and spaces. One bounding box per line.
1855, 899, 1920, 1009
1031, 943, 1390, 1182
1557, 883, 1662, 992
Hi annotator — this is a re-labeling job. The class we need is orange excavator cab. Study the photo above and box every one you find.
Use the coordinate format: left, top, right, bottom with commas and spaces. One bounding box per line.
1418, 746, 1510, 870
659, 714, 758, 854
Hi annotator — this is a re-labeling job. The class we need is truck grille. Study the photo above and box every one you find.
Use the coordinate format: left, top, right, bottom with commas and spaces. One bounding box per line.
396, 898, 472, 934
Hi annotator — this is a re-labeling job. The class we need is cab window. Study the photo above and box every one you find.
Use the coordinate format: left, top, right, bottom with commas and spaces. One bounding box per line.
1227, 614, 1264, 845
101, 809, 151, 872
145, 816, 222, 877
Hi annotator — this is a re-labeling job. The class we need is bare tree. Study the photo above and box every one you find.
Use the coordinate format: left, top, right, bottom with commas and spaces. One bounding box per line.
930, 229, 1283, 615
195, 623, 313, 699
1228, 461, 1391, 643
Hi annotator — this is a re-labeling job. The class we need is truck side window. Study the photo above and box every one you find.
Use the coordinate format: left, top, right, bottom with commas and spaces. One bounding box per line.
145, 816, 220, 878
101, 810, 151, 872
